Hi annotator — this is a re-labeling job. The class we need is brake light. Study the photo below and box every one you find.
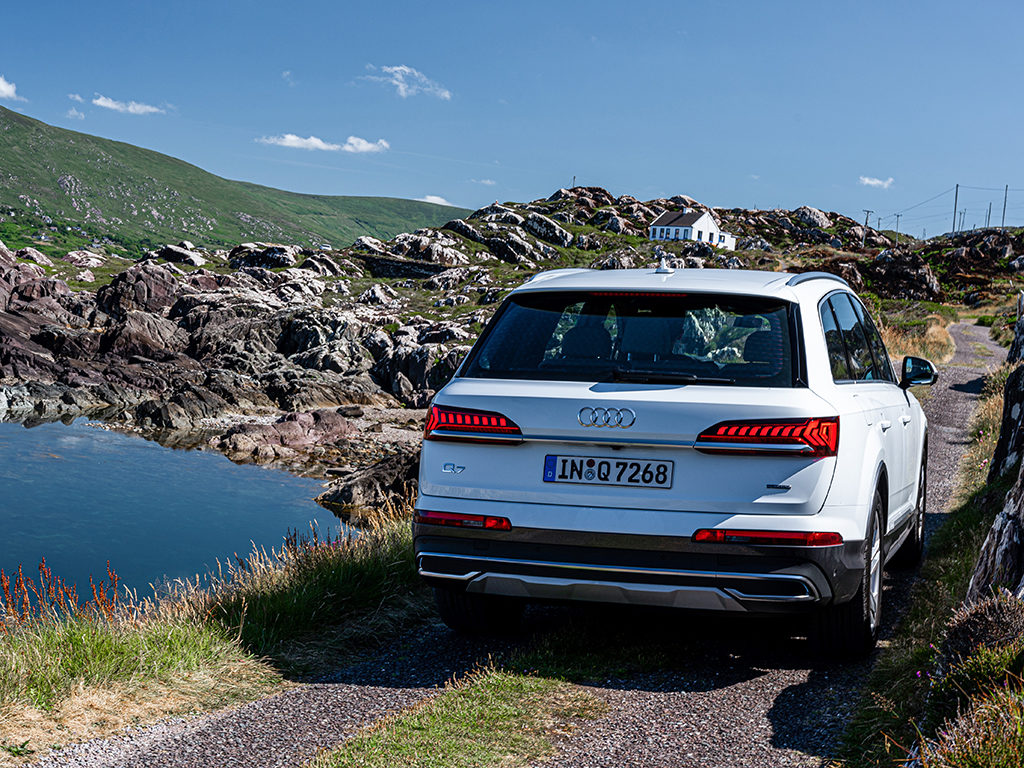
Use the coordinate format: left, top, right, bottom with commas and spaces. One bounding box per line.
693, 529, 843, 546
424, 405, 522, 443
414, 510, 512, 531
695, 417, 839, 457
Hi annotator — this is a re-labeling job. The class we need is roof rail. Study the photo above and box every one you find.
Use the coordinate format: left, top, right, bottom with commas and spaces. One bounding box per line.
785, 271, 850, 288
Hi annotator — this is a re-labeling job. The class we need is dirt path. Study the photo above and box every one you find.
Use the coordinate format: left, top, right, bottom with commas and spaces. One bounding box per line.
30, 323, 1007, 768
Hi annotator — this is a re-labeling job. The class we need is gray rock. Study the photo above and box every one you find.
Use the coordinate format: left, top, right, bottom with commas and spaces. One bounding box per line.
64, 250, 105, 268
358, 283, 398, 305
793, 206, 832, 229
524, 212, 573, 248
16, 247, 54, 267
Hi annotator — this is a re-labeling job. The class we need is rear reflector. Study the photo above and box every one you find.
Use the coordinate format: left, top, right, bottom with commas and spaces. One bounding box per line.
695, 416, 839, 457
414, 510, 512, 531
693, 529, 843, 546
424, 404, 523, 443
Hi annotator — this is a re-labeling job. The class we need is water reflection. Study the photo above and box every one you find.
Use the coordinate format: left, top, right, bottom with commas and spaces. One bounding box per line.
0, 419, 338, 594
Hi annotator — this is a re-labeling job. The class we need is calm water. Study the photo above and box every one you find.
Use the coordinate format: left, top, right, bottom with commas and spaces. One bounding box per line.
0, 419, 339, 593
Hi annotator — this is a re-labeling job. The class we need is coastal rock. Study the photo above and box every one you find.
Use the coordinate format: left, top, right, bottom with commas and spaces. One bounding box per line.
157, 244, 207, 267
316, 443, 419, 511
212, 408, 357, 463
96, 261, 182, 320
228, 243, 300, 269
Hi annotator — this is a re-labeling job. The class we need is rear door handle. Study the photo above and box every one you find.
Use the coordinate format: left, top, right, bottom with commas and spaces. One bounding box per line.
901, 415, 912, 425
880, 420, 892, 431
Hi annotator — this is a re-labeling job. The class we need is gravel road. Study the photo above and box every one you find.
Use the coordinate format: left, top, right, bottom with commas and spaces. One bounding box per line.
29, 323, 1007, 768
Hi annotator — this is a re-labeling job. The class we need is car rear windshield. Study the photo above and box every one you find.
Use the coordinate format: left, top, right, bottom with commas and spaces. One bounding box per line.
461, 290, 797, 387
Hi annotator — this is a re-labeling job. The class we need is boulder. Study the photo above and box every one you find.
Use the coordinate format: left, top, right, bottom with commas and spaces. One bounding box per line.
228, 243, 300, 269
358, 283, 398, 305
968, 459, 1024, 601
96, 262, 183, 320
16, 247, 54, 267
157, 244, 206, 267
352, 236, 388, 255
524, 212, 573, 248
793, 206, 832, 229
64, 250, 105, 269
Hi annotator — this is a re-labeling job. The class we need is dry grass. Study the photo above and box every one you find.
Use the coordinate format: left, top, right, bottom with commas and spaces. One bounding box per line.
880, 314, 956, 366
0, 660, 283, 767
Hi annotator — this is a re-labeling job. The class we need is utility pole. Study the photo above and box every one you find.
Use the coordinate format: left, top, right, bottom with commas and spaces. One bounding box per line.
876, 216, 881, 230
952, 183, 959, 233
959, 210, 966, 231
571, 175, 576, 188
923, 228, 927, 240
986, 202, 992, 229
861, 209, 873, 248
1003, 184, 1009, 231
895, 213, 901, 247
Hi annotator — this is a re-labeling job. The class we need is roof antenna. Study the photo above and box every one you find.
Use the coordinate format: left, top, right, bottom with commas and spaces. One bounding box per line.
653, 245, 674, 274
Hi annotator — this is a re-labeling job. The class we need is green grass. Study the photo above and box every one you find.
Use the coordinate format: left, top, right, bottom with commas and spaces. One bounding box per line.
311, 668, 606, 768
0, 106, 470, 253
0, 511, 429, 755
837, 364, 1015, 766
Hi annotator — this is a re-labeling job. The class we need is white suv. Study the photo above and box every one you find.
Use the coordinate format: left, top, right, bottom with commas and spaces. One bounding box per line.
414, 267, 937, 656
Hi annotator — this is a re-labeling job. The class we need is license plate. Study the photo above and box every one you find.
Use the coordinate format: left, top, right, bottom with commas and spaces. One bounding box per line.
543, 455, 674, 489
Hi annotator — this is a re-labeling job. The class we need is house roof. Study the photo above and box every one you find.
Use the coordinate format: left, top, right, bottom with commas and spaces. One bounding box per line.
650, 210, 709, 228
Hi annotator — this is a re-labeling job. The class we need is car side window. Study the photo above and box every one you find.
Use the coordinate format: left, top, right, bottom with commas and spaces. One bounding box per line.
820, 300, 852, 381
851, 298, 895, 383
829, 293, 877, 381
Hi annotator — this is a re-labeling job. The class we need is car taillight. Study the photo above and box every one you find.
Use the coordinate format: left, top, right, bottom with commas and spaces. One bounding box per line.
695, 416, 839, 457
414, 510, 512, 531
424, 404, 522, 443
693, 529, 843, 546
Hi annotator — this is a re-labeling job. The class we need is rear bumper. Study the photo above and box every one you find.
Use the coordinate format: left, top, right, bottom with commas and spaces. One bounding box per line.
414, 525, 865, 614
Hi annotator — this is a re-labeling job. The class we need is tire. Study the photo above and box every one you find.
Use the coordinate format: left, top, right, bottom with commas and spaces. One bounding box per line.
432, 585, 524, 636
811, 490, 883, 658
889, 454, 926, 569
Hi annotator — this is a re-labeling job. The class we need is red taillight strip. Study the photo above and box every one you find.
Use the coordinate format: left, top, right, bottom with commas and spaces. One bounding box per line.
414, 510, 512, 531
695, 417, 839, 457
424, 405, 523, 443
693, 529, 843, 546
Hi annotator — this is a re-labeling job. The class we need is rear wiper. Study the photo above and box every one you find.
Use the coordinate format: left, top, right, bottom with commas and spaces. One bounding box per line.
609, 368, 735, 385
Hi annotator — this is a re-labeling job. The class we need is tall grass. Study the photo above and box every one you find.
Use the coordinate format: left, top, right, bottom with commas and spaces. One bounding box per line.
838, 361, 1013, 766
0, 504, 424, 758
880, 314, 956, 365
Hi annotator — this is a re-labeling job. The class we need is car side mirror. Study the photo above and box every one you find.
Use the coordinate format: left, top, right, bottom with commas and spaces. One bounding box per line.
900, 356, 938, 389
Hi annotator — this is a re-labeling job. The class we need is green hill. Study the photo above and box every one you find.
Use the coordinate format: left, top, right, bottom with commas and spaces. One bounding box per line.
0, 106, 470, 252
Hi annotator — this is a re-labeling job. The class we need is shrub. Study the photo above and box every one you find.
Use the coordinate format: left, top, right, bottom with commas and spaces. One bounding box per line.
924, 641, 1024, 732
941, 592, 1024, 667
919, 688, 1024, 768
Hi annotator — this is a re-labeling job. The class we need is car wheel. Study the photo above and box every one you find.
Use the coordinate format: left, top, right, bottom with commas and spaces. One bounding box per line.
811, 489, 883, 658
432, 585, 524, 636
889, 454, 926, 569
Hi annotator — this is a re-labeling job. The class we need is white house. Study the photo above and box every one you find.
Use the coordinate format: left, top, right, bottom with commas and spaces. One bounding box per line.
648, 209, 737, 251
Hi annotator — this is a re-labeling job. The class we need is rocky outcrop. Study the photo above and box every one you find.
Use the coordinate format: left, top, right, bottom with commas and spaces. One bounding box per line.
968, 463, 1024, 601
212, 408, 356, 463
316, 443, 419, 512
524, 212, 573, 248
863, 249, 941, 300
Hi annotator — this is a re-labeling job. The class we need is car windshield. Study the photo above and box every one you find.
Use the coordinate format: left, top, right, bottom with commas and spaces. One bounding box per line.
461, 290, 797, 387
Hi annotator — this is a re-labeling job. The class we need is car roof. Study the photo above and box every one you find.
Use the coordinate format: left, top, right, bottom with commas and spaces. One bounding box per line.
511, 267, 846, 301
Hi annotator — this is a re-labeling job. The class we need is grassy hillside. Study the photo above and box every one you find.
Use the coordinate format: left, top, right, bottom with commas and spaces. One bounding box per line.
0, 106, 469, 253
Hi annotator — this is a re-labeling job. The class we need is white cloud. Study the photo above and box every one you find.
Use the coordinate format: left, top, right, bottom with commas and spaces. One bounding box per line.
365, 64, 451, 100
417, 195, 452, 206
66, 107, 85, 120
68, 93, 84, 102
92, 94, 164, 115
749, 174, 760, 180
859, 175, 894, 189
257, 133, 390, 153
339, 135, 389, 153
282, 70, 295, 87
471, 178, 497, 186
0, 75, 26, 102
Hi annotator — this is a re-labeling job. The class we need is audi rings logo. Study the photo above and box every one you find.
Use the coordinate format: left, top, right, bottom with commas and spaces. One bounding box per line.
578, 407, 636, 428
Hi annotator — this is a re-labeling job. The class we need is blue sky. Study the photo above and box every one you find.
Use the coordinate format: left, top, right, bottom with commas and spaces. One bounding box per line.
2, 0, 1023, 233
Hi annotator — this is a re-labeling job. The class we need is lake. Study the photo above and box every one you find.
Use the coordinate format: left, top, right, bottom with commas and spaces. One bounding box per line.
0, 419, 340, 594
